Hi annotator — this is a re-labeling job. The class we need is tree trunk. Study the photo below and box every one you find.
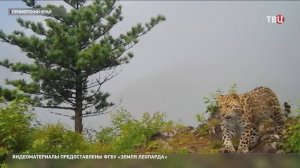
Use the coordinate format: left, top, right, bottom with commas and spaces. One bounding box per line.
74, 104, 83, 133
75, 77, 83, 133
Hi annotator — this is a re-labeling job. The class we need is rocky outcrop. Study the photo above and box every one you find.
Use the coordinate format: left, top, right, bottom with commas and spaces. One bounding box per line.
143, 103, 293, 154
250, 133, 284, 153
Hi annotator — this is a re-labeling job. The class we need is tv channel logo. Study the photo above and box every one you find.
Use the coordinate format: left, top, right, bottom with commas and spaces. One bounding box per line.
266, 14, 285, 24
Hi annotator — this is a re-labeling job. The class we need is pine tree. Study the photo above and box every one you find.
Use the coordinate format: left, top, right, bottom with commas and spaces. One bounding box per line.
0, 0, 165, 133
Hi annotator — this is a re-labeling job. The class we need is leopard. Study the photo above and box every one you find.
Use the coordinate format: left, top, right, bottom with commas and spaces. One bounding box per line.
217, 86, 285, 153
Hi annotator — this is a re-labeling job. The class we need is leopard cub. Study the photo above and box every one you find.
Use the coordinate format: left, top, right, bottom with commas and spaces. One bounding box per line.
217, 86, 285, 153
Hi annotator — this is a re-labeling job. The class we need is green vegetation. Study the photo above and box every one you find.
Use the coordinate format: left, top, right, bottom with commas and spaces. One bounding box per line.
29, 124, 89, 154
281, 102, 300, 153
228, 83, 238, 94
203, 92, 220, 114
94, 108, 170, 153
203, 83, 238, 115
282, 117, 300, 153
195, 112, 206, 125
0, 97, 33, 163
0, 105, 172, 165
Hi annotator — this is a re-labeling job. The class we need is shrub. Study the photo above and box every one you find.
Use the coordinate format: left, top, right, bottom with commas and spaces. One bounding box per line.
281, 100, 300, 153
0, 163, 8, 168
203, 91, 221, 115
203, 83, 238, 115
96, 127, 117, 144
0, 97, 33, 162
95, 108, 168, 153
282, 117, 300, 153
29, 124, 88, 154
196, 112, 206, 125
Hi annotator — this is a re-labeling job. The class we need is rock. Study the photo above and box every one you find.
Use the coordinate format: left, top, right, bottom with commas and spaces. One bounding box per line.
150, 132, 168, 141
260, 134, 269, 142
276, 150, 285, 154
267, 134, 281, 143
186, 126, 195, 132
250, 132, 283, 153
150, 140, 173, 151
262, 143, 275, 153
273, 134, 280, 139
261, 142, 279, 153
209, 124, 222, 140
283, 102, 291, 118
259, 125, 265, 132
270, 142, 278, 149
150, 131, 175, 141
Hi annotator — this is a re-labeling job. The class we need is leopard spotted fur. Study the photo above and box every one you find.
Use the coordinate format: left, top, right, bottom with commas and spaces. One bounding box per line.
217, 86, 285, 153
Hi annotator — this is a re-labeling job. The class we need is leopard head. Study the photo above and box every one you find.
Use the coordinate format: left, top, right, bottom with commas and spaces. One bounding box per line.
217, 93, 243, 120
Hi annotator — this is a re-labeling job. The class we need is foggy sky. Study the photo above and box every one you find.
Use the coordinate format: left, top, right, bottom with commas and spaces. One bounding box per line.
0, 1, 300, 129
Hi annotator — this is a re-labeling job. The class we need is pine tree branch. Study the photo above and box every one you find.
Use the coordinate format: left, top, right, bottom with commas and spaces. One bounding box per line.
37, 105, 75, 110
22, 0, 36, 7
52, 87, 76, 106
73, 0, 120, 51
86, 68, 120, 89
63, 0, 78, 10
82, 98, 121, 118
16, 18, 46, 36
50, 111, 74, 119
0, 60, 35, 75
